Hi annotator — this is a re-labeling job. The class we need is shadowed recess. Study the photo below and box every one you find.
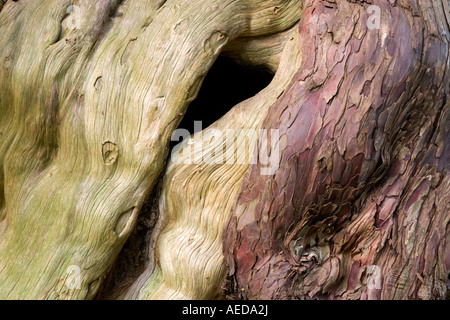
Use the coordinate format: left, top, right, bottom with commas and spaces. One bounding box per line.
174, 56, 274, 139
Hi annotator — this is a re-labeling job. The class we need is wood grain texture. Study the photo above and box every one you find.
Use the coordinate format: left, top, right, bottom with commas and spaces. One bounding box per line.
118, 27, 303, 300
0, 0, 302, 299
0, 0, 448, 300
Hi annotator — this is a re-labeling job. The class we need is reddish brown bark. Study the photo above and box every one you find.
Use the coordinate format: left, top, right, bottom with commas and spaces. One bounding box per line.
223, 0, 449, 300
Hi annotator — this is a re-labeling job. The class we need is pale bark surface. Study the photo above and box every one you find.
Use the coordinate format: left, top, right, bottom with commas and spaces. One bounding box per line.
0, 0, 448, 300
0, 0, 301, 299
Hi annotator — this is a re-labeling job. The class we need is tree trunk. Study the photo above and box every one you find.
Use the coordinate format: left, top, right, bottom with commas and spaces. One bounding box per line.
0, 0, 448, 300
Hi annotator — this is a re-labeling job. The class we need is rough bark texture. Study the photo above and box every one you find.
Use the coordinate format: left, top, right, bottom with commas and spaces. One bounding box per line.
0, 0, 448, 300
223, 0, 450, 300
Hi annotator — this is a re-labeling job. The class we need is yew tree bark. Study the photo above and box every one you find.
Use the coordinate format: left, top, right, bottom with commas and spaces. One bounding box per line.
223, 0, 450, 300
0, 0, 448, 300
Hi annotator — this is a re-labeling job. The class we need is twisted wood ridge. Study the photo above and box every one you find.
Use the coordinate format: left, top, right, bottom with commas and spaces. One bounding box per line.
0, 0, 448, 300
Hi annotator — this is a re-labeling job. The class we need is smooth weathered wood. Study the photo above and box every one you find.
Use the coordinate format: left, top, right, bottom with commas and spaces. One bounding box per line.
0, 0, 448, 300
0, 0, 301, 299
116, 27, 304, 300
